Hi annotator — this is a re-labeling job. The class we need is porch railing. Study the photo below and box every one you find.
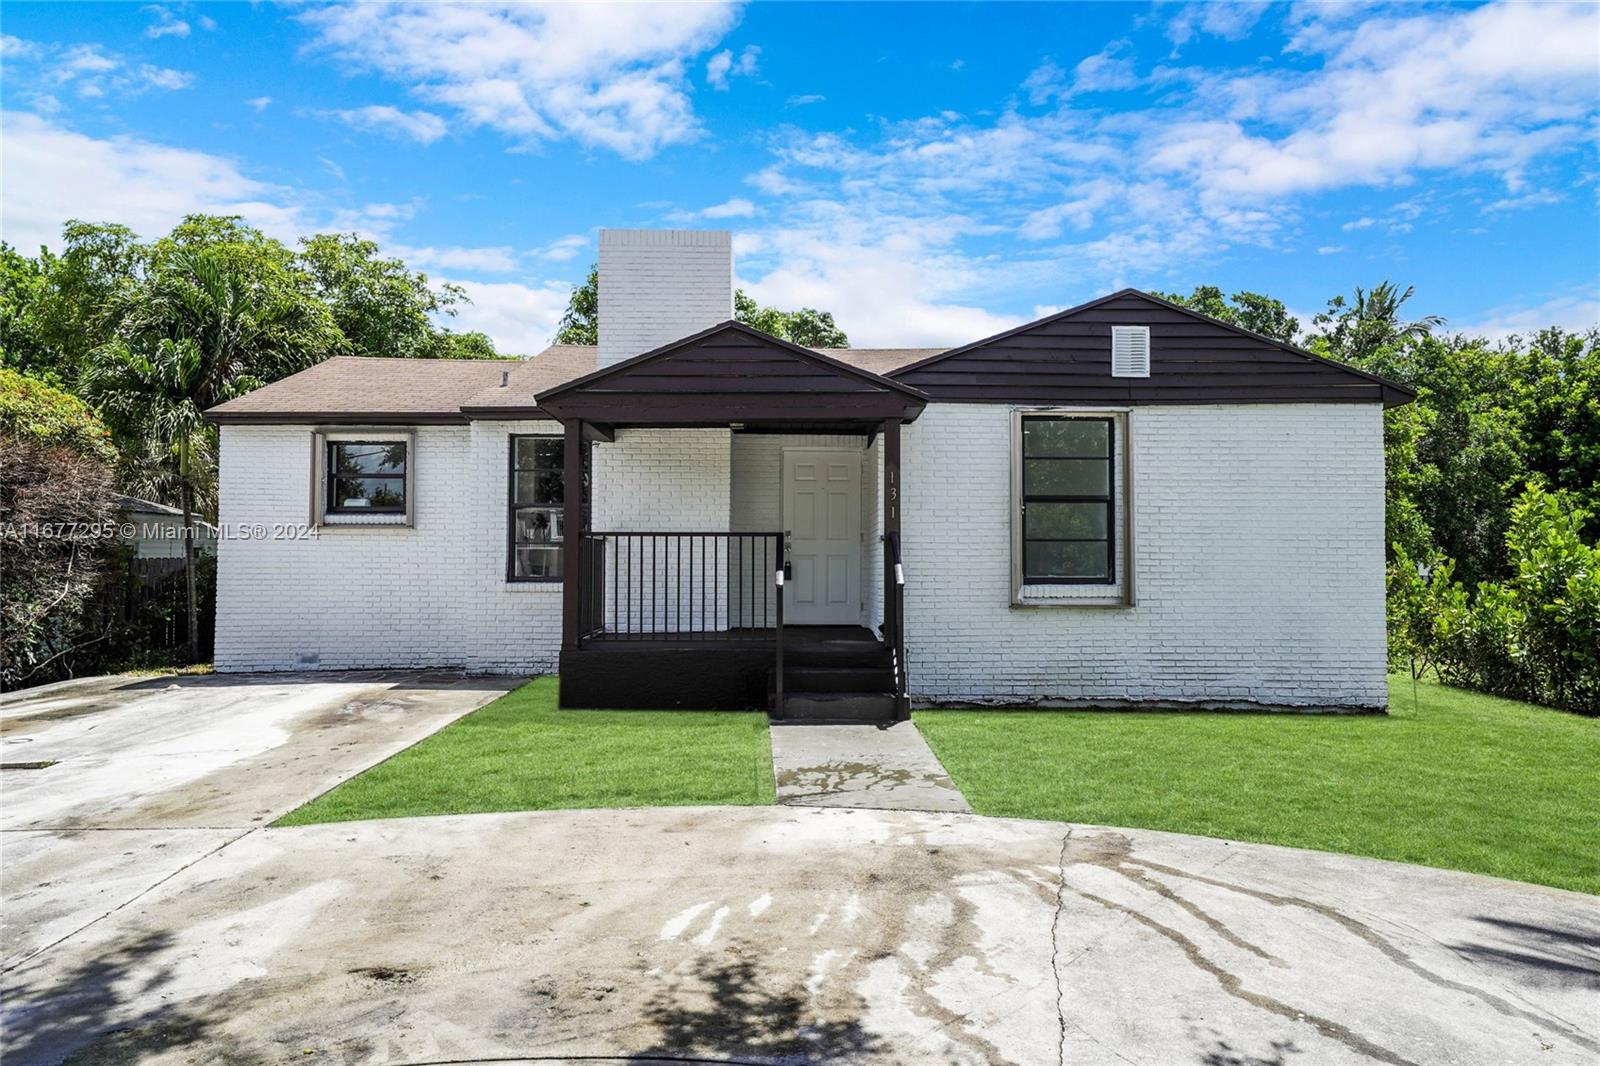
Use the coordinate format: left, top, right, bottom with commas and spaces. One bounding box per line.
887, 530, 909, 717
576, 531, 786, 643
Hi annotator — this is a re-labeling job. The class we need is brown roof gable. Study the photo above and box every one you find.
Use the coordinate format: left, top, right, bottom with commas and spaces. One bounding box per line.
891, 288, 1415, 408
204, 288, 1412, 424
533, 320, 928, 426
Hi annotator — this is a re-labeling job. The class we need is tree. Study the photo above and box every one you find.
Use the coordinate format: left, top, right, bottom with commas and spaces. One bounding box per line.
1310, 281, 1445, 365
84, 247, 341, 661
1, 221, 147, 384
553, 264, 851, 348
1153, 285, 1300, 343
735, 291, 850, 348
554, 263, 599, 345
0, 369, 120, 688
298, 232, 485, 359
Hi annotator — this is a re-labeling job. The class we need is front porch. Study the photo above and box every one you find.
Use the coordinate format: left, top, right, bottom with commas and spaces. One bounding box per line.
532, 321, 928, 720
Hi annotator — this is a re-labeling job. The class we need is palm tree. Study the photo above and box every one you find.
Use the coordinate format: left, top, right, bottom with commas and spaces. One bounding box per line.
1314, 281, 1446, 366
83, 248, 335, 662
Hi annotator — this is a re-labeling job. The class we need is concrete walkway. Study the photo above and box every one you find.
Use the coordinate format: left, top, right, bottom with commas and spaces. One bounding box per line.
6, 806, 1596, 1066
770, 721, 972, 812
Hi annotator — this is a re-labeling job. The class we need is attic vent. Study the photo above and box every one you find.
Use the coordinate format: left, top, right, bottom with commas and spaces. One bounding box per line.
1111, 326, 1151, 378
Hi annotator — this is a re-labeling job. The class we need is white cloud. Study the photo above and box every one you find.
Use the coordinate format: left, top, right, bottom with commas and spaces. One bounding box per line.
1167, 2, 1268, 48
6, 39, 194, 99
700, 197, 755, 219
2, 34, 40, 59
1455, 288, 1600, 340
706, 44, 759, 91
1022, 41, 1139, 104
786, 93, 825, 108
143, 6, 191, 39
1316, 245, 1344, 255
1342, 217, 1376, 231
320, 104, 448, 144
1483, 189, 1564, 213
1145, 2, 1600, 202
299, 1, 742, 160
0, 110, 307, 252
246, 95, 272, 112
443, 278, 572, 353
393, 244, 520, 273
536, 234, 589, 262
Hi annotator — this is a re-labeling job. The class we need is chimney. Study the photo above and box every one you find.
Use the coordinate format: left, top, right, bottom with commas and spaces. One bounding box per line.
598, 229, 733, 369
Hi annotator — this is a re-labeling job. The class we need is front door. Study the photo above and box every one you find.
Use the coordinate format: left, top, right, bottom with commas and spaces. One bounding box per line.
782, 449, 862, 626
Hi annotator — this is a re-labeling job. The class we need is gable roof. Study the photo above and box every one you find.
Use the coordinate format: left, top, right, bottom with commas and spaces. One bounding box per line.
533, 320, 927, 426
891, 288, 1415, 408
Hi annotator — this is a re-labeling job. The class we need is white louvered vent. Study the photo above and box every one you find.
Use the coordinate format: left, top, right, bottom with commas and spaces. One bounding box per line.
1111, 326, 1151, 378
1113, 323, 1152, 377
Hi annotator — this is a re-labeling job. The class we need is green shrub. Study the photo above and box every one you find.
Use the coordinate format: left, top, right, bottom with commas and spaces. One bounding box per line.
1390, 484, 1599, 715
0, 367, 114, 460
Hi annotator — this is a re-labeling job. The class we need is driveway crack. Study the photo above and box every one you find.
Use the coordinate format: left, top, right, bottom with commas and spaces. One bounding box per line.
1051, 824, 1073, 1066
1, 826, 256, 975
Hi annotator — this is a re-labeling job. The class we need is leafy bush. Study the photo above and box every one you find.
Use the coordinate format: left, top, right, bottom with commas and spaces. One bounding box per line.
1388, 485, 1599, 715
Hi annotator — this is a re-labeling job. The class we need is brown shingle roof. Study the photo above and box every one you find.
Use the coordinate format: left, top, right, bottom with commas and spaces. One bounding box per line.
205, 356, 518, 424
204, 344, 947, 423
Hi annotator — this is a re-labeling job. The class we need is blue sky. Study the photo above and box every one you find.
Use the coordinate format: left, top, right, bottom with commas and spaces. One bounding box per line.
2, 1, 1596, 351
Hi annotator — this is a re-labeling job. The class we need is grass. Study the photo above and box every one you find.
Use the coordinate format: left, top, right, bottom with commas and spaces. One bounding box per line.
915, 675, 1600, 895
276, 676, 775, 826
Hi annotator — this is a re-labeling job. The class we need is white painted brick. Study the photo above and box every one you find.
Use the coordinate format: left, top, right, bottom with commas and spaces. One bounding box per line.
214, 421, 562, 674
598, 230, 732, 368
899, 403, 1388, 709
217, 401, 1389, 709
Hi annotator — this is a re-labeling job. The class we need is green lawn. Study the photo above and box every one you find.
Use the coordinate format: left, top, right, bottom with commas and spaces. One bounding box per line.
277, 676, 775, 826
915, 676, 1600, 895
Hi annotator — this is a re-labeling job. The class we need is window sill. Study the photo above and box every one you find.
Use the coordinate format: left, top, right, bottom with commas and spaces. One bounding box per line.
319, 514, 411, 529
1011, 592, 1130, 609
505, 580, 562, 592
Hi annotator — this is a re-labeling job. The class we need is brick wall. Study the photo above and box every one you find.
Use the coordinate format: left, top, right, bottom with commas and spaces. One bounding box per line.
591, 428, 733, 632
900, 403, 1388, 709
597, 230, 732, 369
214, 421, 562, 673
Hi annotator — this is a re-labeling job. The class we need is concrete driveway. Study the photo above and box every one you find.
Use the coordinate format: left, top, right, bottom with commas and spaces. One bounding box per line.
0, 670, 518, 973
5, 799, 1597, 1065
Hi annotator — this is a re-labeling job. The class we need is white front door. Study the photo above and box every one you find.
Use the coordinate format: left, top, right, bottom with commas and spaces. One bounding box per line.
782, 449, 862, 626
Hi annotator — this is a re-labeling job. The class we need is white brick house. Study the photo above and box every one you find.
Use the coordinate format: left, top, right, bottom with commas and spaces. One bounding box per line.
206, 229, 1408, 718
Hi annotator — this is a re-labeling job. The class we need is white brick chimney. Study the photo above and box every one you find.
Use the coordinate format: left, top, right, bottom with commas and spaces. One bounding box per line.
597, 229, 733, 369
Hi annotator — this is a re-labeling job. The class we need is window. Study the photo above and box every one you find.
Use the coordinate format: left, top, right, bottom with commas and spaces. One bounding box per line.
326, 440, 407, 514
1020, 416, 1113, 583
509, 435, 564, 581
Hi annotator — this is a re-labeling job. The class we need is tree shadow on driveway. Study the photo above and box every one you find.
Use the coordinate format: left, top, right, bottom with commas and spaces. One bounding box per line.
2, 930, 247, 1066
625, 944, 903, 1066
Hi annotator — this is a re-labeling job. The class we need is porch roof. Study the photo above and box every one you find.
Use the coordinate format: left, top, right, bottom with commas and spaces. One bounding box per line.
527, 321, 929, 428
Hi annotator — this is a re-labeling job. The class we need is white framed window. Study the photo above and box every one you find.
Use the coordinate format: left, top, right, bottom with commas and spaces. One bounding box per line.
1010, 409, 1135, 608
311, 429, 416, 527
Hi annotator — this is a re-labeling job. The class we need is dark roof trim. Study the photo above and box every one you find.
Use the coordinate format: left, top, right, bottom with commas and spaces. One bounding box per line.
206, 411, 470, 426
891, 287, 1417, 406
535, 319, 930, 404
458, 407, 558, 421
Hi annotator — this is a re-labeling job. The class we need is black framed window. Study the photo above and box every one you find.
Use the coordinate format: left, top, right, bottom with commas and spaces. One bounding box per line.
326, 440, 407, 514
508, 435, 564, 581
1020, 416, 1114, 583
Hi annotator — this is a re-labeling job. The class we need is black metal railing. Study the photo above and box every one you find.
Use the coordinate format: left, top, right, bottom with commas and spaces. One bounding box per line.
576, 531, 785, 643
887, 530, 909, 717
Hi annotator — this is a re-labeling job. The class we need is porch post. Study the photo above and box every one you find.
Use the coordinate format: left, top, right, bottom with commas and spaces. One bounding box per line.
882, 417, 907, 718
561, 418, 585, 651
